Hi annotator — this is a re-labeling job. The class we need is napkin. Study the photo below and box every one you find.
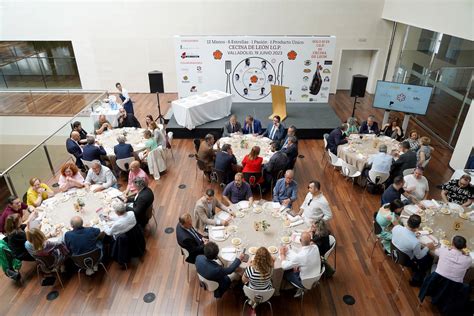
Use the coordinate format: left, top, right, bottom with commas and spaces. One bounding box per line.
106, 188, 123, 198
419, 235, 438, 245
42, 198, 56, 207
420, 200, 435, 208
210, 226, 225, 231
216, 212, 231, 221
287, 213, 302, 223
291, 232, 302, 243
289, 219, 304, 227
404, 205, 419, 215
221, 247, 236, 253
417, 230, 430, 235
210, 229, 225, 239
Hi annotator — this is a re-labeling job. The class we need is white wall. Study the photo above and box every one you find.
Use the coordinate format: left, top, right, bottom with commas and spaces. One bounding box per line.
337, 50, 376, 91
0, 0, 393, 95
450, 100, 474, 169
382, 0, 474, 41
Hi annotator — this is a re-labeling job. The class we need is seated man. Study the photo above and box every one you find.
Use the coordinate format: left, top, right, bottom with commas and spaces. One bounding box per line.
280, 232, 321, 297
123, 161, 148, 197
402, 167, 429, 204
197, 134, 217, 179
273, 170, 298, 209
381, 176, 409, 205
214, 144, 238, 184
71, 121, 88, 144
222, 173, 253, 206
280, 125, 297, 149
66, 131, 84, 169
295, 180, 332, 223
262, 142, 289, 189
103, 201, 137, 239
326, 124, 348, 155
114, 135, 134, 160
94, 114, 113, 135
0, 196, 33, 234
194, 189, 233, 235
441, 174, 473, 207
195, 241, 245, 298
82, 135, 107, 164
392, 215, 434, 286
242, 115, 262, 135
84, 160, 117, 192
176, 213, 206, 264
281, 135, 298, 169
359, 115, 379, 134
367, 144, 393, 175
125, 177, 154, 229
390, 141, 417, 179
222, 114, 242, 137
262, 115, 285, 142
64, 216, 102, 256
118, 107, 141, 128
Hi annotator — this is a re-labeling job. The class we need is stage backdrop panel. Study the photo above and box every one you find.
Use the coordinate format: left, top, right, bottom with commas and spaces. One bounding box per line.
174, 36, 336, 103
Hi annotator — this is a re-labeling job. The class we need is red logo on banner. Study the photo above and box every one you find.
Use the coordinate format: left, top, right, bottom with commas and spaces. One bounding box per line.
213, 50, 223, 60
250, 75, 258, 83
287, 50, 297, 60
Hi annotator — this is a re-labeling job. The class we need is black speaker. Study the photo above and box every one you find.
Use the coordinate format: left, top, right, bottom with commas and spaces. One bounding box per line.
350, 74, 368, 97
148, 71, 164, 93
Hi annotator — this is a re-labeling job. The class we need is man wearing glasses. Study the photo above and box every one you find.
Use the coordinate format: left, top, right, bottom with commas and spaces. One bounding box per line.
294, 180, 332, 223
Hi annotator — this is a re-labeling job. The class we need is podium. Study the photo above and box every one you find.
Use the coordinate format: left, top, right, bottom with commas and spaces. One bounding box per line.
269, 85, 288, 120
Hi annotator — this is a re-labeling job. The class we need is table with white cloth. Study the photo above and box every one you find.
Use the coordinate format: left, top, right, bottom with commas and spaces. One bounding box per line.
337, 134, 399, 172
96, 127, 147, 157
450, 169, 474, 185
90, 103, 121, 128
171, 90, 232, 130
214, 134, 274, 164
209, 200, 309, 295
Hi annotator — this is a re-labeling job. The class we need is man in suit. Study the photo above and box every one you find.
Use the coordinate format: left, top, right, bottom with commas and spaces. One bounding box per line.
281, 135, 298, 169
280, 125, 297, 149
118, 108, 141, 128
82, 135, 107, 164
114, 135, 134, 160
176, 213, 206, 264
125, 177, 154, 229
222, 114, 242, 137
66, 131, 84, 169
263, 142, 289, 190
195, 241, 245, 298
263, 115, 285, 142
193, 189, 234, 235
242, 115, 263, 135
64, 216, 102, 257
390, 141, 417, 179
197, 134, 217, 179
71, 121, 88, 144
214, 144, 238, 184
359, 115, 380, 134
326, 124, 348, 155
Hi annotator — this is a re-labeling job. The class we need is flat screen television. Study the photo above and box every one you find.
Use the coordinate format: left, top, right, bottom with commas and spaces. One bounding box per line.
373, 81, 433, 115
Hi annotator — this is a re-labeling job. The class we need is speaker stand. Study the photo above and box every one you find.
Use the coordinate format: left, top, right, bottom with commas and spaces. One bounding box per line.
155, 93, 165, 124
351, 96, 360, 118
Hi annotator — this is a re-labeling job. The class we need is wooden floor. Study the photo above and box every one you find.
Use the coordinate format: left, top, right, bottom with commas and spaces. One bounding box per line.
1, 92, 458, 315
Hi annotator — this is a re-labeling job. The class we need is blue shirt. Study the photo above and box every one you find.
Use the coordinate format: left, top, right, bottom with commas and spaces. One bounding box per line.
392, 225, 429, 260
272, 178, 298, 208
64, 227, 101, 256
368, 152, 393, 174
223, 181, 252, 204
381, 184, 404, 205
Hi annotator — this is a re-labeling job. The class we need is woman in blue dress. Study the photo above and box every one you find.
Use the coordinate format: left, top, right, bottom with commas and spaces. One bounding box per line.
116, 82, 134, 114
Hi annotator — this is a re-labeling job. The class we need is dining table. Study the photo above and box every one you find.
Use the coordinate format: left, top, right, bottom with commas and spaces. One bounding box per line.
214, 134, 274, 164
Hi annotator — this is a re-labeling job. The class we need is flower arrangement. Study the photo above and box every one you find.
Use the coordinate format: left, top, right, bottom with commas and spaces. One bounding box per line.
254, 220, 271, 232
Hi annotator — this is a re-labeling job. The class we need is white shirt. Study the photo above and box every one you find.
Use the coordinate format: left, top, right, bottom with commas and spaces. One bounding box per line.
281, 245, 321, 280
300, 192, 332, 222
391, 225, 428, 260
121, 88, 130, 100
368, 152, 393, 174
402, 174, 429, 201
104, 211, 137, 238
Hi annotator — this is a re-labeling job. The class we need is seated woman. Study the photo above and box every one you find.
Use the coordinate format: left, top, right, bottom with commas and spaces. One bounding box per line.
406, 130, 420, 152
242, 146, 264, 183
375, 199, 404, 253
94, 114, 113, 135
417, 136, 432, 166
149, 121, 166, 148
145, 114, 154, 130
4, 213, 36, 261
242, 247, 274, 291
346, 117, 359, 135
310, 219, 331, 256
123, 161, 148, 197
381, 118, 403, 141
25, 228, 69, 264
140, 129, 158, 160
58, 162, 85, 192
26, 177, 54, 207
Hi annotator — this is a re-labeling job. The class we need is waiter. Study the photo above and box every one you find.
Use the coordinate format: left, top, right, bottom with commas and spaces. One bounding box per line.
115, 82, 134, 114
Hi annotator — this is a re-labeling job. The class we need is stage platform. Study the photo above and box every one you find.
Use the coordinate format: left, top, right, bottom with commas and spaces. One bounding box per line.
166, 102, 341, 139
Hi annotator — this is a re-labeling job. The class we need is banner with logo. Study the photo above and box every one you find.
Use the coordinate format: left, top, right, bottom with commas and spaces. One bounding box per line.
174, 36, 336, 103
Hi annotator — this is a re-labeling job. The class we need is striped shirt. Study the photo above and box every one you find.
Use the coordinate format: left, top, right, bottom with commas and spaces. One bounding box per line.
244, 266, 273, 290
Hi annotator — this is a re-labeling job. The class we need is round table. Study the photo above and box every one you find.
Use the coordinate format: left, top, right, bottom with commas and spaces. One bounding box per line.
209, 200, 309, 294
337, 134, 399, 172
96, 127, 147, 157
90, 102, 121, 128
216, 134, 274, 164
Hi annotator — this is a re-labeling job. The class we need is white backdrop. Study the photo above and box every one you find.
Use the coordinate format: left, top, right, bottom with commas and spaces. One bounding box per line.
174, 36, 336, 103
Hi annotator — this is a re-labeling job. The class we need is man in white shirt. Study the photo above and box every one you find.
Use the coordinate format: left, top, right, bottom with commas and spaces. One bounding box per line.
392, 214, 434, 286
84, 160, 117, 192
103, 201, 137, 238
367, 144, 393, 174
296, 180, 332, 223
402, 167, 429, 204
280, 232, 321, 297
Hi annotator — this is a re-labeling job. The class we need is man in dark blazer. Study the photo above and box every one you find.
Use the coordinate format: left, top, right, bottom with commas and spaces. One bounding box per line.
82, 135, 107, 164
222, 114, 242, 137
326, 124, 348, 155
125, 177, 154, 228
242, 115, 263, 134
176, 213, 206, 264
263, 115, 285, 142
390, 141, 417, 178
66, 131, 84, 169
71, 121, 88, 144
114, 135, 134, 160
359, 115, 380, 134
195, 241, 245, 298
280, 125, 297, 149
118, 108, 141, 128
263, 142, 288, 190
214, 144, 238, 184
281, 136, 298, 169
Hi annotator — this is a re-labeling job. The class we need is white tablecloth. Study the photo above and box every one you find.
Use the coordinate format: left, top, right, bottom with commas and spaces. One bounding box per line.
96, 128, 147, 156
91, 103, 121, 128
172, 90, 232, 130
214, 134, 274, 164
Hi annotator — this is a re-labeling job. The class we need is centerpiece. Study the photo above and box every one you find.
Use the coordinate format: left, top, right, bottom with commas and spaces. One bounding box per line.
254, 220, 271, 232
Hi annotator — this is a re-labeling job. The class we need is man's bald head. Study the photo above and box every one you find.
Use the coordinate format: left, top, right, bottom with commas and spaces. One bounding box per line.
71, 131, 80, 141
70, 216, 83, 229
300, 232, 311, 246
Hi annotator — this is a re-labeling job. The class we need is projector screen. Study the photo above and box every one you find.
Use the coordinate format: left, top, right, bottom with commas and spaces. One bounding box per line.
373, 81, 433, 115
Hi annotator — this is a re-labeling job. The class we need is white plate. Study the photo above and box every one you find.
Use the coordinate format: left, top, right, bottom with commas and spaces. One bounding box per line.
231, 238, 241, 246
267, 246, 278, 254
237, 201, 249, 209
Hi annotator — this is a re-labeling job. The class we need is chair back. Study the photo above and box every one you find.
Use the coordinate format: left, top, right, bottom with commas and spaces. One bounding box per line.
301, 265, 326, 290
341, 161, 358, 177
71, 248, 101, 270
210, 168, 226, 186
198, 273, 219, 292
116, 157, 135, 172
390, 242, 412, 268
323, 133, 329, 149
243, 172, 262, 188
243, 285, 275, 304
167, 132, 174, 147
180, 247, 190, 261
373, 211, 383, 235
287, 157, 297, 170
421, 156, 431, 168
324, 235, 336, 260
193, 138, 201, 153
328, 151, 340, 166
196, 155, 207, 171
368, 170, 389, 185
403, 168, 415, 177
34, 253, 58, 273
145, 205, 153, 221
81, 159, 95, 170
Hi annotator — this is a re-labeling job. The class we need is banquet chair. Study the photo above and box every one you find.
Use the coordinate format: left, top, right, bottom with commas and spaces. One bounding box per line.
324, 235, 337, 270
196, 273, 219, 303
368, 212, 383, 259
340, 161, 361, 201
290, 265, 325, 316
71, 248, 108, 288
325, 151, 344, 183
166, 131, 174, 161
81, 159, 95, 171
34, 254, 64, 289
243, 172, 263, 200
403, 168, 415, 176
179, 247, 192, 283
421, 156, 431, 168
193, 138, 201, 153
242, 285, 275, 316
321, 134, 329, 163
210, 168, 226, 190
270, 169, 285, 192
145, 205, 158, 235
390, 242, 412, 293
116, 157, 135, 173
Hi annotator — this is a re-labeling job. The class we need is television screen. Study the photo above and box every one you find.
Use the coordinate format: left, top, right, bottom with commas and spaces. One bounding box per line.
373, 81, 433, 115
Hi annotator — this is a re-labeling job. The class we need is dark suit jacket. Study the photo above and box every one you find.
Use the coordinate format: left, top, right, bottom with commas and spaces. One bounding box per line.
390, 150, 417, 178
127, 187, 154, 228
195, 255, 241, 298
82, 144, 107, 163
118, 114, 141, 128
281, 143, 298, 165
263, 123, 285, 141
214, 151, 237, 184
66, 138, 84, 168
114, 143, 134, 160
222, 121, 242, 137
327, 127, 347, 154
264, 151, 289, 174
176, 223, 204, 264
359, 121, 380, 134
242, 119, 263, 134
